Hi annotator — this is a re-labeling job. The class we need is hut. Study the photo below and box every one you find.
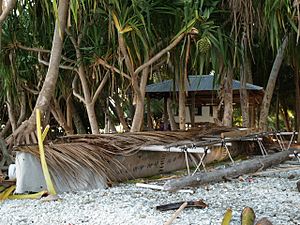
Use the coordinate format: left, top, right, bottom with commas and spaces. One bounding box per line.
145, 75, 264, 128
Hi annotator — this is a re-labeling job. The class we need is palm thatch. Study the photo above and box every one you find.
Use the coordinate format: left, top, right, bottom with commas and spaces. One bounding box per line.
15, 125, 235, 191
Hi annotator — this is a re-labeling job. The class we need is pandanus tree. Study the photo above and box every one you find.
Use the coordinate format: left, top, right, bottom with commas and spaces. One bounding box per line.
286, 32, 300, 140
175, 0, 224, 129
2, 0, 300, 145
210, 30, 237, 127
7, 0, 70, 145
1, 0, 53, 138
186, 1, 237, 127
63, 9, 110, 134
38, 1, 121, 135
0, 0, 23, 136
221, 0, 257, 127
258, 0, 299, 131
103, 0, 200, 132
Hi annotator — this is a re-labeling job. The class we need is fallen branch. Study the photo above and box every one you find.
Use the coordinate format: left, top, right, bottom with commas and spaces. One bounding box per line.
163, 149, 294, 191
156, 199, 207, 211
163, 202, 187, 225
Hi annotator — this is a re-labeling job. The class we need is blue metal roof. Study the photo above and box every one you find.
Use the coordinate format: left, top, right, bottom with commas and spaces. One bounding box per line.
146, 75, 263, 93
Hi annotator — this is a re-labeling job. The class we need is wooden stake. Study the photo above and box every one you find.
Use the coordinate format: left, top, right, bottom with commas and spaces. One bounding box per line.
163, 202, 188, 225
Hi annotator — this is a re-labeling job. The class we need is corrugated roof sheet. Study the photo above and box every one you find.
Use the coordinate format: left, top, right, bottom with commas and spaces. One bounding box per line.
146, 75, 263, 93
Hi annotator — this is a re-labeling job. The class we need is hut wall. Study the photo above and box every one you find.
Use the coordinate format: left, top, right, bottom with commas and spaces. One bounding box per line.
174, 106, 218, 124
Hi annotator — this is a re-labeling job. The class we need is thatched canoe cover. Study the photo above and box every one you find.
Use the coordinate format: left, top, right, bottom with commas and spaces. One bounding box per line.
16, 126, 236, 192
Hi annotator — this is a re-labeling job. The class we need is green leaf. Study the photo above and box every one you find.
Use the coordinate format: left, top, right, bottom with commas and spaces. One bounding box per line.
70, 0, 79, 28
221, 208, 232, 225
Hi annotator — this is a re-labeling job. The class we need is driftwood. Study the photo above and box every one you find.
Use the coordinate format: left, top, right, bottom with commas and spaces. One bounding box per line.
164, 149, 294, 191
156, 199, 208, 211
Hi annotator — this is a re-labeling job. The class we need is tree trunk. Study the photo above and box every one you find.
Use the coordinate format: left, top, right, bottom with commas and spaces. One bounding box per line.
178, 35, 191, 130
276, 94, 280, 130
240, 33, 250, 128
259, 35, 289, 131
178, 86, 186, 130
113, 13, 188, 132
70, 38, 100, 134
16, 90, 27, 127
116, 31, 142, 132
0, 0, 16, 24
189, 93, 195, 127
50, 98, 73, 135
245, 56, 253, 84
86, 102, 99, 134
280, 102, 291, 131
131, 95, 145, 132
6, 90, 16, 132
113, 94, 130, 132
163, 96, 169, 130
146, 95, 153, 130
8, 0, 69, 145
178, 58, 186, 131
108, 115, 117, 133
66, 95, 74, 132
223, 69, 233, 127
71, 102, 86, 134
294, 69, 300, 142
240, 66, 250, 127
131, 66, 149, 132
0, 120, 11, 138
104, 111, 116, 133
167, 98, 178, 131
249, 106, 256, 128
163, 149, 294, 191
0, 0, 3, 50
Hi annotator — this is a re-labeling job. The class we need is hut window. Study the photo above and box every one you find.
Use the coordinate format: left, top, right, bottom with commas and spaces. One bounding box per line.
209, 106, 213, 116
196, 106, 202, 116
